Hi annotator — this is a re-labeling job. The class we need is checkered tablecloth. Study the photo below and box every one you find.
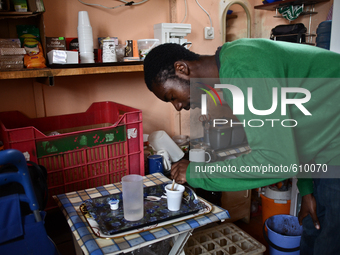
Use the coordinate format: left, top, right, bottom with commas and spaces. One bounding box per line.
53, 173, 230, 255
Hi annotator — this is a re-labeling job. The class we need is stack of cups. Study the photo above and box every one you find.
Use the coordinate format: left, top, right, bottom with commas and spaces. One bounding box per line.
77, 11, 94, 63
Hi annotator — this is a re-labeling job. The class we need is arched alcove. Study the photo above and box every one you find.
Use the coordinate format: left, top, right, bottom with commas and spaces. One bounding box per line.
220, 0, 252, 43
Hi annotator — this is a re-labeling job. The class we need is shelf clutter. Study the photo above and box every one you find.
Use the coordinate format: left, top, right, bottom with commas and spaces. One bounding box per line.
254, 0, 330, 11
256, 0, 330, 46
0, 2, 144, 84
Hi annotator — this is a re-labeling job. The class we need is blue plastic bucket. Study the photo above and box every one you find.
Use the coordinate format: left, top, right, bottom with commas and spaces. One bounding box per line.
263, 214, 303, 255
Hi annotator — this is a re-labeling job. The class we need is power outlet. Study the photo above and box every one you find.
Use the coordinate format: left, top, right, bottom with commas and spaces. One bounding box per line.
204, 27, 214, 39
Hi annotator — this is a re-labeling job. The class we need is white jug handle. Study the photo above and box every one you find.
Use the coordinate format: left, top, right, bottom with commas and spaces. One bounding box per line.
163, 157, 171, 171
205, 151, 211, 163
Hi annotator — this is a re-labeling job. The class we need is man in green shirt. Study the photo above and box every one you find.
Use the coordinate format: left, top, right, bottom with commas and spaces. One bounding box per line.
143, 38, 340, 254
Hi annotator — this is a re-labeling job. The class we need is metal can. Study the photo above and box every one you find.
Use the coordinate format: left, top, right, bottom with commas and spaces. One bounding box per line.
102, 39, 117, 63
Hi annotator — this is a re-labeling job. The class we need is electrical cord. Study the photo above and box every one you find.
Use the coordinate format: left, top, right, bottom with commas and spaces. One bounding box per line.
180, 0, 187, 24
77, 0, 149, 9
195, 0, 212, 29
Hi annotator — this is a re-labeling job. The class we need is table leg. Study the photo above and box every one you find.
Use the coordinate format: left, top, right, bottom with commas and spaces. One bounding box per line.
72, 234, 84, 255
169, 230, 193, 255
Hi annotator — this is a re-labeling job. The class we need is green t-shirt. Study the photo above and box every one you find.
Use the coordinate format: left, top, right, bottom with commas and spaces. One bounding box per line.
186, 38, 340, 196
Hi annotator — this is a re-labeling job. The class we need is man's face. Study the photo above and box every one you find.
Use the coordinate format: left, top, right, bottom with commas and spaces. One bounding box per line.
152, 78, 202, 111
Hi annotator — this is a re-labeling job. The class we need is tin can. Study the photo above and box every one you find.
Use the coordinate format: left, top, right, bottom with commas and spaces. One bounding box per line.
102, 39, 117, 63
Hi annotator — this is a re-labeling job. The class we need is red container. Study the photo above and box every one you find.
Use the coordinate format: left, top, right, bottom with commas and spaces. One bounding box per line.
0, 101, 144, 209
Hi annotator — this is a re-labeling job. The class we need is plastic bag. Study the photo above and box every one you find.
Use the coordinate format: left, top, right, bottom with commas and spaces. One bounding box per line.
16, 25, 46, 68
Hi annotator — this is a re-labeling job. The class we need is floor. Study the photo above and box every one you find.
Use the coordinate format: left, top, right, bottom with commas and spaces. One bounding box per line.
45, 208, 269, 255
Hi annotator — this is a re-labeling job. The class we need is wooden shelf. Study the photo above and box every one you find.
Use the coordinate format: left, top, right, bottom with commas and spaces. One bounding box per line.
0, 64, 144, 80
255, 0, 329, 11
0, 11, 34, 15
227, 14, 238, 19
0, 11, 41, 19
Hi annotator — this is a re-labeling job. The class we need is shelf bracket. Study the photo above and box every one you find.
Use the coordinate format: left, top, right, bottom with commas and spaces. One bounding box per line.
36, 76, 55, 86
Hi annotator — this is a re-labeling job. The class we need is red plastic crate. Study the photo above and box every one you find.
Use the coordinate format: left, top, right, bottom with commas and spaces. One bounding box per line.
0, 101, 144, 209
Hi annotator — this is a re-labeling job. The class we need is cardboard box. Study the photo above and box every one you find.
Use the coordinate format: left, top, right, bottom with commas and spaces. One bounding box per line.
27, 0, 45, 12
47, 50, 78, 64
46, 37, 66, 53
0, 0, 11, 11
221, 190, 251, 223
0, 13, 46, 57
65, 37, 79, 51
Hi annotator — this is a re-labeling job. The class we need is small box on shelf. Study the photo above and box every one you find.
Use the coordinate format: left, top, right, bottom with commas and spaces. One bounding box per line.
47, 50, 79, 65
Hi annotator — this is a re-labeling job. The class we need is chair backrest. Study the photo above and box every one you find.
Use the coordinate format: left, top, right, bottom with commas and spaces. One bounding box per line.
0, 149, 41, 221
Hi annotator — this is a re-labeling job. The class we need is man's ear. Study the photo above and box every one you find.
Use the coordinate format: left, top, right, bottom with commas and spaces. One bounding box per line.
174, 61, 190, 77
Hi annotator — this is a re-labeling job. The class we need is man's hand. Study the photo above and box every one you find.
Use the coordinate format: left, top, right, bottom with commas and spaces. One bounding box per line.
298, 193, 320, 230
171, 159, 190, 184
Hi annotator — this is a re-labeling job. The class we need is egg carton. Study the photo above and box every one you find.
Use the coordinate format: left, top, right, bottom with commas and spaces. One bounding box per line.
184, 223, 266, 255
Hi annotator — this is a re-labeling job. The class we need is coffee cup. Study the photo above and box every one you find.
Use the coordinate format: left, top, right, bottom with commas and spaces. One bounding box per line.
189, 149, 211, 163
148, 155, 164, 174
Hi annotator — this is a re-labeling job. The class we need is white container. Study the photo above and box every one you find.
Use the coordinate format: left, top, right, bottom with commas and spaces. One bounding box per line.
78, 11, 91, 27
165, 183, 185, 211
156, 149, 171, 171
154, 23, 191, 44
264, 186, 292, 202
137, 39, 159, 60
78, 27, 94, 53
79, 52, 94, 63
122, 174, 144, 221
77, 11, 94, 61
148, 130, 184, 162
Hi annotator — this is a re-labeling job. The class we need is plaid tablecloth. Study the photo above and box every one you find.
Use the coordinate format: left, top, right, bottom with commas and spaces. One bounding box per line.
53, 173, 230, 255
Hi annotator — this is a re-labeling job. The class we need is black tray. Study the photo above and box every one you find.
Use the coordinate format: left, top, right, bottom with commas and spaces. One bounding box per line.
83, 183, 205, 236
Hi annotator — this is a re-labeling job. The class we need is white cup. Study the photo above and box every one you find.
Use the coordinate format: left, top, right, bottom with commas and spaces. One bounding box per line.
148, 130, 184, 162
78, 11, 94, 55
189, 149, 211, 163
156, 149, 171, 171
78, 29, 93, 39
78, 11, 91, 27
79, 43, 94, 53
79, 52, 94, 63
165, 183, 185, 211
78, 28, 93, 53
77, 26, 93, 34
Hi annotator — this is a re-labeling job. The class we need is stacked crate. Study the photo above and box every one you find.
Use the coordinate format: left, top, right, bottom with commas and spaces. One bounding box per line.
184, 223, 266, 255
0, 101, 144, 209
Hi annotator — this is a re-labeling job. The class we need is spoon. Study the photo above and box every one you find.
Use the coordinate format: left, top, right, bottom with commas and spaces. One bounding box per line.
145, 195, 167, 201
171, 179, 176, 191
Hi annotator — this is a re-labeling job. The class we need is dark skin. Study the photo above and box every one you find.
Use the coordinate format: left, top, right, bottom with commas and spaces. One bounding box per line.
150, 55, 320, 230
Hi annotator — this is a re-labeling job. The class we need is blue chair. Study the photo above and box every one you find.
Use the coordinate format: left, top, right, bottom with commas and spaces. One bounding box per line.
0, 149, 59, 255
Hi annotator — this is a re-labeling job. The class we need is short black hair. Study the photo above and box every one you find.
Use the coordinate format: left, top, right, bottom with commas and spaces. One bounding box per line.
143, 43, 200, 91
